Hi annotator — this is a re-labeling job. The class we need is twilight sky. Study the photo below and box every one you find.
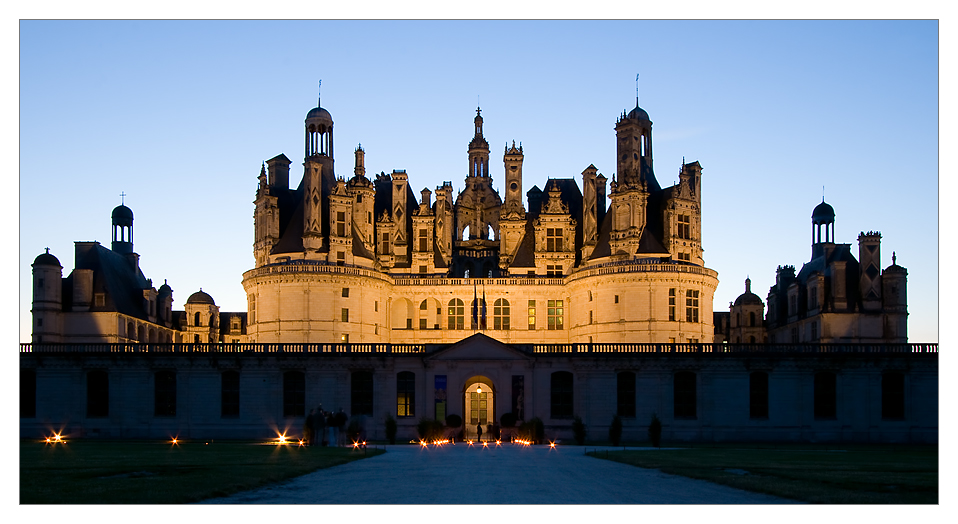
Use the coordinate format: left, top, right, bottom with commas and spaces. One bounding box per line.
18, 20, 939, 343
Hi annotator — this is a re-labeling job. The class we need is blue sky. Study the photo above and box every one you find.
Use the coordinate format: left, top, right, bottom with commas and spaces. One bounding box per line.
18, 20, 939, 343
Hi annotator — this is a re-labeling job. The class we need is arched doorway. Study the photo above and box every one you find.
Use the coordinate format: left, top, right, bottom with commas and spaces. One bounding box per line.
462, 375, 494, 441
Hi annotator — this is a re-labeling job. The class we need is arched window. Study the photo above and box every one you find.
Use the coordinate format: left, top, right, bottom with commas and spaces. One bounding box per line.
814, 372, 837, 419
351, 371, 374, 416
749, 311, 756, 327
154, 371, 176, 417
550, 371, 574, 419
881, 372, 905, 420
86, 370, 109, 418
674, 371, 696, 419
127, 322, 135, 340
735, 313, 740, 327
194, 312, 201, 326
137, 325, 146, 342
283, 371, 305, 417
448, 299, 465, 330
21, 369, 36, 418
493, 299, 510, 330
397, 371, 415, 418
749, 372, 768, 419
391, 298, 413, 330
617, 371, 636, 417
221, 370, 239, 417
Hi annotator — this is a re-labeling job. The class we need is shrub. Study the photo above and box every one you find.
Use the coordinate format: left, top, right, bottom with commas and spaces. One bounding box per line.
609, 414, 623, 446
517, 417, 546, 444
346, 419, 362, 443
385, 414, 397, 444
445, 414, 462, 428
648, 413, 662, 448
417, 418, 444, 441
572, 416, 586, 445
500, 412, 517, 428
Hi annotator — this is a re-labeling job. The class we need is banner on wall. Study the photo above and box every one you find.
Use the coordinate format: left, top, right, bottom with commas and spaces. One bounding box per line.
435, 375, 447, 421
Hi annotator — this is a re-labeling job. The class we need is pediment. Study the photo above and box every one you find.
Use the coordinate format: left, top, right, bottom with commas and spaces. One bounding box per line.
427, 333, 531, 361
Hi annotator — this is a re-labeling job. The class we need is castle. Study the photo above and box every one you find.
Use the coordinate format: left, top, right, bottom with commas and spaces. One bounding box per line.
24, 95, 933, 444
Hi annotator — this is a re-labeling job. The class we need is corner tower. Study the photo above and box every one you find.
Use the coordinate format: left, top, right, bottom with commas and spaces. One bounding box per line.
303, 99, 335, 252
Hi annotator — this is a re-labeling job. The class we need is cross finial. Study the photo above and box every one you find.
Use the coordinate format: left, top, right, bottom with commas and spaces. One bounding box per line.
45, 247, 50, 254
318, 80, 321, 107
120, 191, 127, 205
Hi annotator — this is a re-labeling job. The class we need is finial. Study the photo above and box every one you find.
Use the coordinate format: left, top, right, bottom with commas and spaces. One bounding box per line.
164, 279, 168, 285
120, 191, 127, 205
318, 79, 322, 107
823, 185, 825, 202
892, 251, 897, 265
745, 276, 751, 292
45, 247, 50, 254
636, 73, 640, 107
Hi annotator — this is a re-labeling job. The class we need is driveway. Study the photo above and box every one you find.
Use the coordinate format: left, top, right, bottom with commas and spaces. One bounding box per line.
200, 443, 794, 504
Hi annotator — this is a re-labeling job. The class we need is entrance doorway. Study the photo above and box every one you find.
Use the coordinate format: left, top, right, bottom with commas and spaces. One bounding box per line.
463, 376, 494, 441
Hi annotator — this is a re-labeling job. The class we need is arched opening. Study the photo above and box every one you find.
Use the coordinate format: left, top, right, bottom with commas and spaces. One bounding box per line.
419, 298, 441, 330
462, 225, 470, 241
194, 312, 201, 326
137, 325, 146, 342
391, 298, 413, 329
749, 311, 756, 327
462, 375, 495, 441
127, 322, 135, 341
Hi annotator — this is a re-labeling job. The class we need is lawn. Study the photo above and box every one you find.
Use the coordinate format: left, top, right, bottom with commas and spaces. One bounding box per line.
20, 439, 384, 504
588, 444, 938, 504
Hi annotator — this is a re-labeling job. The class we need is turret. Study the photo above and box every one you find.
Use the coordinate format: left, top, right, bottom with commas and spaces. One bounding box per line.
31, 248, 63, 343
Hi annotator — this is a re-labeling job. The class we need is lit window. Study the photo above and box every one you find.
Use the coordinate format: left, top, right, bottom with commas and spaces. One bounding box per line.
528, 300, 536, 330
548, 300, 564, 330
397, 371, 415, 418
342, 308, 349, 322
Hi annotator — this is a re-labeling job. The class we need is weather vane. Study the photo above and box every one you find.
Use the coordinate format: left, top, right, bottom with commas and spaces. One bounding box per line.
636, 73, 640, 106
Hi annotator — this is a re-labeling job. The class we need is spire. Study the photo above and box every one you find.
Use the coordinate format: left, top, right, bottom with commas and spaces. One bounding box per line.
636, 73, 640, 108
745, 276, 751, 293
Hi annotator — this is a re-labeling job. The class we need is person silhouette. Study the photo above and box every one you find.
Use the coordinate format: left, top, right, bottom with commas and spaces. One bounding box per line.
476, 422, 483, 442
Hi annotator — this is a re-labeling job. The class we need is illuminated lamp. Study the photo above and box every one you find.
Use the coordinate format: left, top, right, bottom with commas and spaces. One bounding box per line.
476, 384, 482, 394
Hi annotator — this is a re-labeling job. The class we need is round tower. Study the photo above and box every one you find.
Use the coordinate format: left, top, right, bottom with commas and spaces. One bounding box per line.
32, 248, 63, 343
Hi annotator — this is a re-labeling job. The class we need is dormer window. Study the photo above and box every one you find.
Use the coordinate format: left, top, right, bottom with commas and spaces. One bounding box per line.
546, 228, 563, 252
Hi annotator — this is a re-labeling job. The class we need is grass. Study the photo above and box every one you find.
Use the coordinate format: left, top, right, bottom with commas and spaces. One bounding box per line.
20, 439, 384, 504
588, 443, 938, 504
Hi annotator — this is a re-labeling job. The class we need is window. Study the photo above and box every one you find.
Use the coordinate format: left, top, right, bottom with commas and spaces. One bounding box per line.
678, 214, 691, 239
749, 372, 768, 419
336, 211, 346, 237
882, 372, 905, 420
550, 371, 573, 419
528, 300, 536, 330
418, 229, 428, 252
789, 294, 797, 316
397, 371, 415, 418
155, 371, 176, 417
615, 295, 619, 304
419, 265, 427, 274
381, 232, 390, 254
669, 289, 676, 321
21, 369, 36, 418
589, 310, 593, 324
249, 295, 256, 324
617, 371, 636, 417
791, 327, 799, 343
546, 228, 563, 252
375, 301, 378, 312
194, 312, 201, 326
95, 293, 105, 307
814, 372, 837, 419
749, 311, 756, 327
674, 372, 696, 419
588, 291, 593, 302
809, 287, 818, 310
546, 264, 562, 276
367, 211, 372, 224
283, 371, 305, 417
447, 299, 465, 330
548, 300, 564, 330
685, 290, 699, 323
810, 321, 818, 340
342, 334, 349, 343
342, 308, 349, 322
87, 370, 109, 418
222, 370, 239, 417
351, 371, 374, 416
493, 299, 510, 330
337, 251, 345, 266
342, 288, 349, 298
